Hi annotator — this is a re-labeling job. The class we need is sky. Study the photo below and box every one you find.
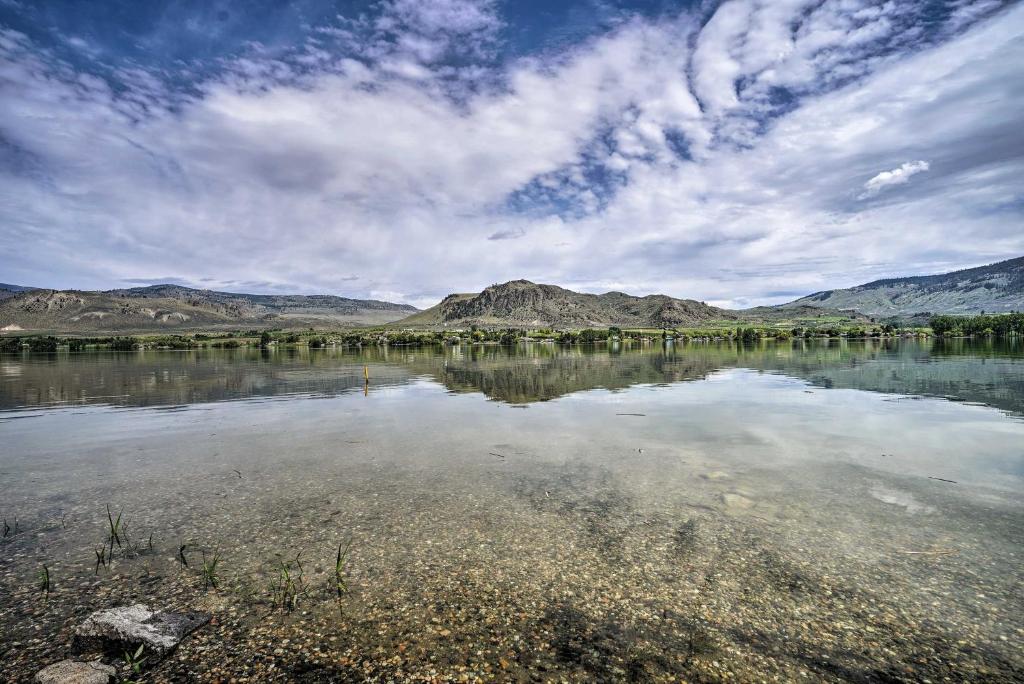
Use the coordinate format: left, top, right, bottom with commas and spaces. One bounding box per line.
0, 0, 1022, 309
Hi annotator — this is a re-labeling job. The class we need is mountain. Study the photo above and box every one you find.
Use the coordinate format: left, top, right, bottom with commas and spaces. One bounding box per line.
396, 279, 737, 328
0, 284, 417, 333
7, 257, 1019, 334
782, 256, 1024, 317
0, 283, 36, 301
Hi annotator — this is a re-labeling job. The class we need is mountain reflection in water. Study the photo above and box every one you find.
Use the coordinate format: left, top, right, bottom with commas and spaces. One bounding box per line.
1, 337, 1022, 416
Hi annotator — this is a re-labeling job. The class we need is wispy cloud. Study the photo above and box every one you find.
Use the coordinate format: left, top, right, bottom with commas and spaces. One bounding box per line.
488, 226, 526, 241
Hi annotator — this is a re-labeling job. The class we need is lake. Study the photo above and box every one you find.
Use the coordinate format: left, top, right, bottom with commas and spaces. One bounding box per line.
1, 339, 1022, 682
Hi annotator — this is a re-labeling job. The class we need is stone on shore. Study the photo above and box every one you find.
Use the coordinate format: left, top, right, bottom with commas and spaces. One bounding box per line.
34, 659, 115, 684
72, 604, 210, 658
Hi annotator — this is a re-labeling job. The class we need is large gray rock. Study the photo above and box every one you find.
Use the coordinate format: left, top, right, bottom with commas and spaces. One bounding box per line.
35, 659, 115, 684
72, 604, 210, 658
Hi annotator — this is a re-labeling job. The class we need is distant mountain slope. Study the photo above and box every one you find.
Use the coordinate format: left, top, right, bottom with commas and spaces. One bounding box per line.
0, 283, 36, 301
782, 256, 1023, 316
396, 280, 736, 328
0, 285, 417, 332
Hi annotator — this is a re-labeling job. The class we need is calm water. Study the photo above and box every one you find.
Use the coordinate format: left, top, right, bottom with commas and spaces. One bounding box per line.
1, 339, 1022, 682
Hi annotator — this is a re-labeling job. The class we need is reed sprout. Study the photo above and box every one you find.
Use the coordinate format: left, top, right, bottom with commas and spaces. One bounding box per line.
123, 644, 147, 678
107, 505, 123, 553
269, 552, 307, 611
102, 506, 151, 559
38, 564, 50, 598
119, 519, 142, 557
334, 537, 354, 598
178, 543, 190, 569
201, 550, 221, 590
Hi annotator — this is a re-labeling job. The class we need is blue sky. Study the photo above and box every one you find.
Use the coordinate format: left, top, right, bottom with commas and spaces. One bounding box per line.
0, 0, 1021, 308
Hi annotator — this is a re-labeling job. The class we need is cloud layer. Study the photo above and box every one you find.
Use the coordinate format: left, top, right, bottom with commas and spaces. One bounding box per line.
0, 0, 1021, 308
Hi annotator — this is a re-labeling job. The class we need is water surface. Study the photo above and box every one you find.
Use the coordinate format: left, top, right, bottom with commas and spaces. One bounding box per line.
1, 339, 1022, 682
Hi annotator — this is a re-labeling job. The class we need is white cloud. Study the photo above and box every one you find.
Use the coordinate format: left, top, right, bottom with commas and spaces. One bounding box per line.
0, 0, 1020, 308
858, 161, 931, 199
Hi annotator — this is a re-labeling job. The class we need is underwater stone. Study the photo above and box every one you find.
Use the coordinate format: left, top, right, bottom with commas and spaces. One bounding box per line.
34, 659, 115, 684
72, 604, 210, 657
722, 492, 754, 510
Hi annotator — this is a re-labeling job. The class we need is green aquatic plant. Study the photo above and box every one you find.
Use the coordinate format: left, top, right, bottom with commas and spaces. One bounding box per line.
269, 552, 307, 611
121, 521, 139, 556
106, 505, 123, 553
94, 547, 108, 574
178, 543, 190, 569
334, 537, 354, 598
201, 551, 221, 590
38, 564, 50, 598
2, 516, 17, 538
102, 510, 151, 559
123, 643, 148, 680
118, 518, 143, 558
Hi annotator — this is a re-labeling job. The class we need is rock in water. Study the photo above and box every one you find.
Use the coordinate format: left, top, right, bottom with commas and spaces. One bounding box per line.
35, 659, 115, 684
73, 604, 210, 657
721, 492, 754, 510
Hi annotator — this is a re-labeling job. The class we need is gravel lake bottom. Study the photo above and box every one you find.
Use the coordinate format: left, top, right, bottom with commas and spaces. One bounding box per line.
1, 340, 1022, 682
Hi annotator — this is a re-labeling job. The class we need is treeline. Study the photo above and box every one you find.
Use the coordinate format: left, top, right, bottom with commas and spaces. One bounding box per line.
556, 324, 913, 343
0, 334, 235, 352
930, 313, 1024, 337
1, 322, 937, 354
0, 336, 62, 353
0, 330, 520, 352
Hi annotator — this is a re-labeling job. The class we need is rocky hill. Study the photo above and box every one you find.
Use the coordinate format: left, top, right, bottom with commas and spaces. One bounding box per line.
396, 280, 736, 328
783, 256, 1024, 317
0, 285, 417, 333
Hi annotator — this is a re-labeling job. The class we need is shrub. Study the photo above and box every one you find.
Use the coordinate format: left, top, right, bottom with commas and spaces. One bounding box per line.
0, 337, 24, 353
27, 336, 59, 352
109, 337, 138, 351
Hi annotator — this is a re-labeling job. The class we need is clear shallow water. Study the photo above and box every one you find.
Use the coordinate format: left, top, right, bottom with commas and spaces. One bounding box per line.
1, 339, 1022, 682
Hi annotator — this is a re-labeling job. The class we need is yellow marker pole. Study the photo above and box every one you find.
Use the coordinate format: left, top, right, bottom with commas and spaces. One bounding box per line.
363, 366, 369, 381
